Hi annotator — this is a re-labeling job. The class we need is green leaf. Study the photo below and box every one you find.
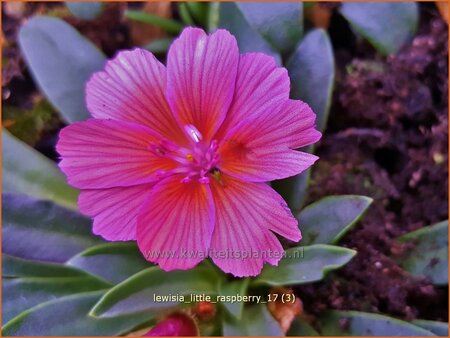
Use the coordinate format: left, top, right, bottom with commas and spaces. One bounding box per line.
298, 195, 373, 245
218, 2, 281, 65
273, 29, 334, 211
317, 310, 435, 336
18, 16, 106, 123
236, 2, 303, 53
186, 1, 209, 27
219, 278, 249, 319
2, 291, 156, 336
67, 242, 151, 284
178, 3, 195, 26
2, 194, 103, 263
2, 277, 110, 325
340, 2, 418, 55
3, 254, 88, 278
90, 265, 221, 317
287, 318, 320, 336
125, 10, 184, 34
143, 37, 173, 54
398, 221, 448, 285
287, 28, 334, 132
412, 320, 448, 336
253, 244, 356, 286
223, 304, 283, 336
2, 130, 78, 209
207, 2, 220, 32
66, 2, 103, 20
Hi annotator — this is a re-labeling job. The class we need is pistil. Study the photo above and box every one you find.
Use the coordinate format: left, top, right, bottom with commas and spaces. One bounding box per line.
149, 125, 220, 184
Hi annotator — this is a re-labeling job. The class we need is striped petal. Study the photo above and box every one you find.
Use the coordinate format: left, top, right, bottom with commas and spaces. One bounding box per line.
218, 100, 321, 182
209, 177, 301, 277
137, 176, 215, 271
215, 52, 290, 139
57, 119, 175, 189
78, 184, 153, 241
166, 28, 239, 141
86, 48, 185, 144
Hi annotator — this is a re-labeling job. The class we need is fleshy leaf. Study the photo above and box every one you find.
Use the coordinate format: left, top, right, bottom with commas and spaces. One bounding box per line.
90, 265, 221, 317
253, 245, 356, 286
218, 278, 249, 319
144, 37, 173, 54
18, 16, 106, 123
66, 2, 103, 20
125, 10, 184, 34
398, 220, 448, 285
298, 195, 373, 245
2, 194, 103, 263
287, 28, 334, 133
2, 291, 156, 336
186, 2, 208, 27
207, 2, 220, 32
2, 277, 110, 325
3, 254, 88, 278
222, 304, 283, 336
178, 3, 195, 26
412, 320, 449, 336
235, 2, 303, 53
317, 310, 435, 336
2, 130, 78, 209
287, 318, 320, 336
272, 28, 334, 212
218, 2, 281, 65
66, 242, 152, 284
340, 2, 418, 55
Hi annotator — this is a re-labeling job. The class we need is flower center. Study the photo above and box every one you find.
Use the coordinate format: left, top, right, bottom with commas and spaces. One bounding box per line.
149, 124, 220, 184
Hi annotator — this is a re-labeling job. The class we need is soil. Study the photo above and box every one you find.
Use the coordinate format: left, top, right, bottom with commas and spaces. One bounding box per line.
299, 3, 448, 323
2, 1, 448, 326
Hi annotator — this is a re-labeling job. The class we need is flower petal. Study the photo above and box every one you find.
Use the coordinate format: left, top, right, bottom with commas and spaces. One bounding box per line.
144, 313, 199, 336
137, 176, 215, 271
220, 148, 318, 182
218, 99, 321, 182
225, 99, 321, 150
215, 52, 290, 139
78, 184, 153, 241
209, 177, 301, 277
166, 28, 239, 140
57, 119, 175, 189
86, 48, 184, 143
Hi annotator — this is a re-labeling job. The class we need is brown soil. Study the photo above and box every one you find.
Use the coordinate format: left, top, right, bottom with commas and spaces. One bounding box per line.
299, 4, 448, 322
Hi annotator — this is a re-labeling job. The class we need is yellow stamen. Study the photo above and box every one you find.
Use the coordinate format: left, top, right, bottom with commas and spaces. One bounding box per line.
211, 169, 222, 183
186, 154, 193, 161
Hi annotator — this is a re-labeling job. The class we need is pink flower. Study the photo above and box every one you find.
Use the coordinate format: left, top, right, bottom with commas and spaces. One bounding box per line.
57, 28, 321, 277
143, 312, 198, 336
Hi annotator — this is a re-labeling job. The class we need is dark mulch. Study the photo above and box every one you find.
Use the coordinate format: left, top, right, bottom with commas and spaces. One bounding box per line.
300, 3, 448, 323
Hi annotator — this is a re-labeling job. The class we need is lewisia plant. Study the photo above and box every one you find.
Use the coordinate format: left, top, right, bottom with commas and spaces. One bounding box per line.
57, 27, 321, 277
